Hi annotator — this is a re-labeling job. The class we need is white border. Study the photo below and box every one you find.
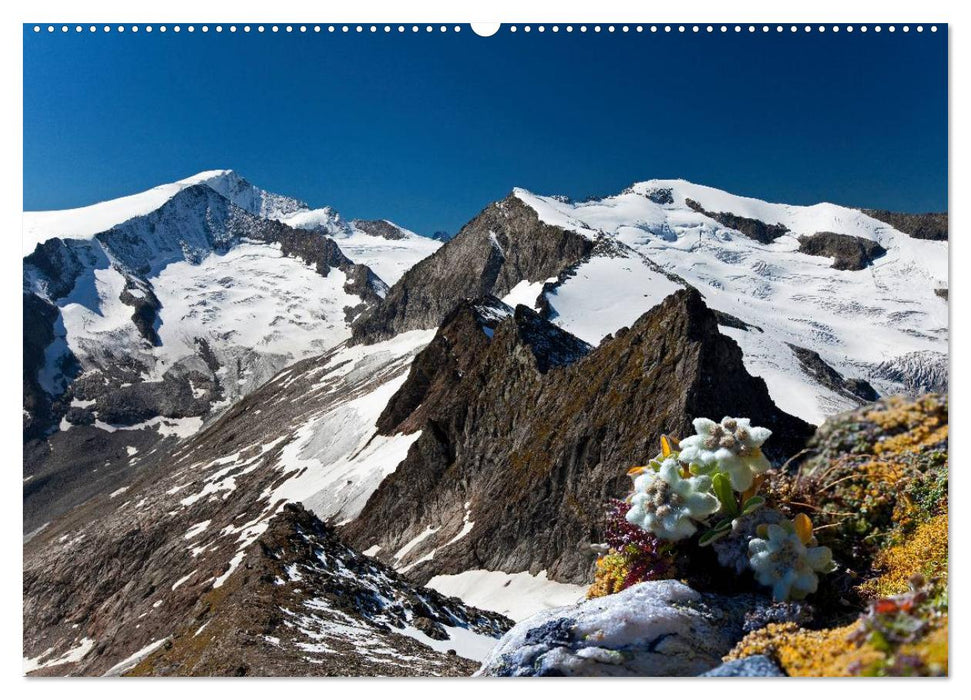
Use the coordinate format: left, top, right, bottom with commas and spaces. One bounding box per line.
3, 1, 963, 697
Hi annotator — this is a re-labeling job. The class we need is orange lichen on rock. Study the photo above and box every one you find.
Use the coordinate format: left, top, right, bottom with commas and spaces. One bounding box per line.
867, 395, 948, 457
725, 621, 882, 677
860, 514, 948, 599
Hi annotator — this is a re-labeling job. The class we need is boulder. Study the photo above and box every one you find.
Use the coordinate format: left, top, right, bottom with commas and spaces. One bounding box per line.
477, 580, 760, 677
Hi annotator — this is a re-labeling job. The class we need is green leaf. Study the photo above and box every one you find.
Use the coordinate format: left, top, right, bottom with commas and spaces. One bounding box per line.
712, 473, 738, 516
711, 517, 734, 533
741, 496, 765, 515
698, 528, 729, 546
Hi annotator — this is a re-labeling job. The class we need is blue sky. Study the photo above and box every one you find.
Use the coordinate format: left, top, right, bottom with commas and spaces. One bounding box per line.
24, 25, 947, 235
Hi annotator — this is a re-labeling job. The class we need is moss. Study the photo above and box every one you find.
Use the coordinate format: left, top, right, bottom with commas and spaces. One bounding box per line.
729, 577, 948, 677
777, 394, 948, 580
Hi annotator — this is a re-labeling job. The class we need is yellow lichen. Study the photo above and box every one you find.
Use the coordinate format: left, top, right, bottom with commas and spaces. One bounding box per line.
725, 622, 883, 677
860, 514, 948, 598
587, 552, 628, 599
867, 395, 948, 457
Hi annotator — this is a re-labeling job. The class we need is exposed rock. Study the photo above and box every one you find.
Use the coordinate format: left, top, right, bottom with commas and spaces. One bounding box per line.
685, 198, 789, 244
344, 289, 813, 584
23, 333, 437, 675
787, 344, 879, 403
861, 209, 947, 241
130, 504, 509, 676
22, 292, 63, 440
375, 298, 510, 434
797, 231, 887, 271
934, 287, 948, 300
476, 580, 763, 677
701, 655, 785, 677
350, 193, 595, 344
351, 218, 409, 240
713, 309, 763, 333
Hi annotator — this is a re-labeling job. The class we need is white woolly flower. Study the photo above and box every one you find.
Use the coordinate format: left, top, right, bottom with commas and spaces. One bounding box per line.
626, 457, 720, 541
748, 523, 835, 601
677, 416, 772, 491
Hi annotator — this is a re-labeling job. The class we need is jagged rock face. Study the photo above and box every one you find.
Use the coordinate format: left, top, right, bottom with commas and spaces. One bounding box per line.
129, 504, 510, 677
861, 209, 948, 241
787, 344, 879, 403
797, 232, 887, 271
343, 289, 813, 584
350, 194, 594, 344
22, 184, 387, 533
685, 198, 789, 244
375, 298, 509, 435
476, 581, 765, 677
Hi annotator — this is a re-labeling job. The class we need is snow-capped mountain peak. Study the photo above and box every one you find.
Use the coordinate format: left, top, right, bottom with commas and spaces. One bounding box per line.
22, 169, 308, 255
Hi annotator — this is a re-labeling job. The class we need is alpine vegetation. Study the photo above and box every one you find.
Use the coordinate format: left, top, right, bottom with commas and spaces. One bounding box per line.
622, 420, 834, 601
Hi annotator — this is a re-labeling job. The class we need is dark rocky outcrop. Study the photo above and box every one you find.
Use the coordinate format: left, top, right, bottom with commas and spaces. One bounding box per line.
23, 293, 64, 441
351, 218, 408, 240
714, 309, 763, 333
343, 289, 814, 584
787, 344, 879, 403
797, 232, 887, 271
350, 194, 595, 344
119, 283, 162, 346
129, 504, 509, 677
685, 199, 789, 244
861, 209, 948, 241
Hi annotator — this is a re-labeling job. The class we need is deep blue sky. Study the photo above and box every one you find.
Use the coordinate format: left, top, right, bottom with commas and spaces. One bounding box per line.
24, 25, 947, 235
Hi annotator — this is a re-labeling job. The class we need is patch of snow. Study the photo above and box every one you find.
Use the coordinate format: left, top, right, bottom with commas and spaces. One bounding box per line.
23, 636, 95, 673
102, 637, 171, 676
501, 279, 546, 310
426, 569, 587, 622
395, 623, 499, 663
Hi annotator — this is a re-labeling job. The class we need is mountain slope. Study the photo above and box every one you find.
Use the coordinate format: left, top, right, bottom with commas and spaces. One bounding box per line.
23, 327, 503, 675
342, 289, 813, 586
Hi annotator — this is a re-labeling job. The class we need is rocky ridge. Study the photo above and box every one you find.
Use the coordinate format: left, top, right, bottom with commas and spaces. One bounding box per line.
344, 289, 813, 584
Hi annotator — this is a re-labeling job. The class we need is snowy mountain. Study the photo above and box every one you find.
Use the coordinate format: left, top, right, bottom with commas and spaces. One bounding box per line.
23, 171, 441, 530
512, 181, 947, 423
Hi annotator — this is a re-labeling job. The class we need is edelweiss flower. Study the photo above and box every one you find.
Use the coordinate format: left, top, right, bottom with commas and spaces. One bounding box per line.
678, 417, 772, 491
748, 521, 835, 601
626, 457, 720, 541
